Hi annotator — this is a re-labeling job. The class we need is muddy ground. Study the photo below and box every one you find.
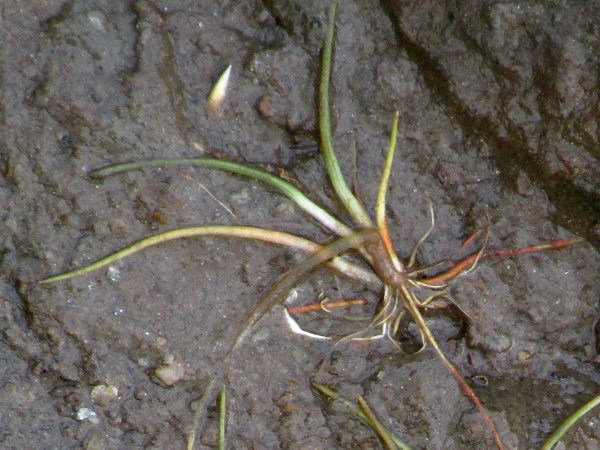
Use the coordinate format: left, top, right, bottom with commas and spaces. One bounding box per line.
1, 0, 600, 449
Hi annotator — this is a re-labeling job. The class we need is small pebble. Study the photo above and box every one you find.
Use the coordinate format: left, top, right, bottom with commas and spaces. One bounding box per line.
137, 358, 149, 367
253, 10, 269, 24
271, 202, 291, 217
133, 387, 147, 400
77, 407, 99, 424
256, 94, 275, 119
91, 384, 119, 406
107, 266, 121, 282
86, 11, 107, 32
109, 218, 130, 234
151, 210, 168, 225
3, 218, 18, 232
155, 361, 185, 386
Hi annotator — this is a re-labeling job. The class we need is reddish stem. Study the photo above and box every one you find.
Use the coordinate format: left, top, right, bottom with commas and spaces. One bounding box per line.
422, 238, 581, 288
446, 362, 505, 450
461, 227, 486, 250
287, 299, 368, 315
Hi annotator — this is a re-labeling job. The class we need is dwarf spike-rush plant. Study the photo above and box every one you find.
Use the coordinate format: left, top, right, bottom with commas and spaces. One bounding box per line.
41, 2, 580, 448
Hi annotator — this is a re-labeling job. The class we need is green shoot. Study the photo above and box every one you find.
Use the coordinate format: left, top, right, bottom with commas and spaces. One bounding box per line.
312, 383, 412, 450
219, 386, 227, 450
319, 2, 373, 228
376, 111, 403, 273
541, 394, 600, 450
91, 158, 354, 238
357, 395, 398, 450
41, 225, 380, 287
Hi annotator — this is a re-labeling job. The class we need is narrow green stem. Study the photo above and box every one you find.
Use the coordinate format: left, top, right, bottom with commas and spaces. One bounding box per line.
319, 2, 373, 228
187, 376, 220, 450
358, 395, 397, 450
541, 394, 600, 450
313, 383, 412, 450
219, 385, 227, 450
375, 111, 403, 272
41, 225, 380, 287
91, 158, 353, 238
376, 111, 399, 232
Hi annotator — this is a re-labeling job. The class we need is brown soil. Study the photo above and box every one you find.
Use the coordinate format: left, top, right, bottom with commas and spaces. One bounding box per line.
1, 1, 599, 448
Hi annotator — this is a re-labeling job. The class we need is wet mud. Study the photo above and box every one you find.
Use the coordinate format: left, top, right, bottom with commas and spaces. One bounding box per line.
1, 0, 599, 448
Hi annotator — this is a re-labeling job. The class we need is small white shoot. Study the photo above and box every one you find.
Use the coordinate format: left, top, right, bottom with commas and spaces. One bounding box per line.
207, 64, 232, 114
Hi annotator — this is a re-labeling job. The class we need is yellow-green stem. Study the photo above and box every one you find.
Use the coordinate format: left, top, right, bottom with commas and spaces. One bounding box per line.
376, 111, 403, 273
219, 386, 227, 450
91, 158, 353, 238
541, 394, 600, 450
41, 225, 380, 286
319, 2, 373, 228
